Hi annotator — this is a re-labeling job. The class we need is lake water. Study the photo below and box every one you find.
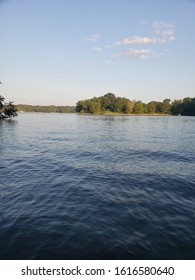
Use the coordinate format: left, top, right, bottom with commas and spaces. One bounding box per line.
0, 113, 195, 259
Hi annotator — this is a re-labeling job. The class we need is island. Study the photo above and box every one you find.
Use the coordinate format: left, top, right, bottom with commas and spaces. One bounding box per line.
75, 93, 195, 116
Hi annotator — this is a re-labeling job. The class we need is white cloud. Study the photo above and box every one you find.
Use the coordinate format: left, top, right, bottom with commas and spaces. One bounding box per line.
86, 34, 100, 42
92, 47, 102, 52
152, 21, 175, 38
113, 36, 167, 46
86, 21, 175, 62
112, 48, 165, 59
113, 21, 175, 47
123, 49, 158, 59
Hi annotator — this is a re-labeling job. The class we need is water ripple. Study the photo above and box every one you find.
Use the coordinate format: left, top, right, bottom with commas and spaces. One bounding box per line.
0, 113, 195, 259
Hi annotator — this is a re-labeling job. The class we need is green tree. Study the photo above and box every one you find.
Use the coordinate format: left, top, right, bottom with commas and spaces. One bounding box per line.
75, 100, 86, 113
162, 99, 171, 114
171, 99, 183, 115
0, 97, 17, 119
3, 101, 18, 118
147, 101, 159, 113
156, 102, 163, 113
133, 101, 146, 114
113, 97, 134, 113
102, 93, 116, 111
170, 98, 195, 116
75, 93, 195, 116
182, 97, 195, 116
0, 83, 17, 119
88, 99, 101, 114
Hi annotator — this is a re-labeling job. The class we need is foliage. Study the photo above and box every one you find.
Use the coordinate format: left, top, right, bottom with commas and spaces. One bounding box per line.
75, 93, 135, 114
133, 101, 147, 114
171, 97, 195, 116
1, 89, 195, 117
102, 93, 116, 111
0, 95, 17, 119
113, 97, 134, 113
162, 99, 171, 114
76, 93, 195, 116
16, 104, 75, 113
0, 95, 5, 110
4, 102, 18, 118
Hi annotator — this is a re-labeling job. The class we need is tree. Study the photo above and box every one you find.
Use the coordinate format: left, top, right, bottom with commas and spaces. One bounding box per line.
162, 99, 171, 114
147, 101, 159, 113
101, 93, 116, 111
0, 95, 5, 110
170, 98, 195, 116
75, 93, 195, 116
156, 102, 163, 113
113, 97, 134, 113
133, 101, 146, 114
0, 85, 17, 119
3, 101, 18, 118
75, 100, 84, 112
182, 97, 195, 116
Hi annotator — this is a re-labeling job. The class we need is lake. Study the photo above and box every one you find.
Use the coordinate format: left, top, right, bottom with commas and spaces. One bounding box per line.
0, 113, 195, 259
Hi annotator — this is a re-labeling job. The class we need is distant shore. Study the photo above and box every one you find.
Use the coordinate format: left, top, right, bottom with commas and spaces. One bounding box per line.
78, 112, 171, 116
17, 111, 172, 116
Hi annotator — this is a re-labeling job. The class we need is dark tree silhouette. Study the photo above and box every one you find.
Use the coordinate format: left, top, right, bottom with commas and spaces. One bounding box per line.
0, 83, 17, 119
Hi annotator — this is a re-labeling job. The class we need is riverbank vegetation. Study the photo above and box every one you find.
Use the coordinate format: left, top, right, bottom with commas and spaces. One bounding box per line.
1, 92, 195, 117
0, 95, 17, 119
75, 93, 195, 116
16, 104, 75, 113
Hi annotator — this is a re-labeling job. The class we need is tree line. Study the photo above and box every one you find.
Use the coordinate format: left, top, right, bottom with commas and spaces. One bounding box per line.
75, 93, 195, 116
1, 92, 195, 118
16, 104, 75, 113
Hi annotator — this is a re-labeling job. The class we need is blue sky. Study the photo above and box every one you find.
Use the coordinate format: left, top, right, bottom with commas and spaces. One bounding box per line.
0, 0, 195, 105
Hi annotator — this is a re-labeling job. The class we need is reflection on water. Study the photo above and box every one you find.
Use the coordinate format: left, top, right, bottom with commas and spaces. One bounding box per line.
0, 113, 195, 259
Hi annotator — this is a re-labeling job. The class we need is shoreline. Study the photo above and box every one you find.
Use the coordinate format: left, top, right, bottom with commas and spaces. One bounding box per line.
78, 112, 172, 116
16, 112, 182, 116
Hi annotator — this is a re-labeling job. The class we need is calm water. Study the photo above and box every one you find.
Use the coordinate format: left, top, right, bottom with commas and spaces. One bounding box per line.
0, 113, 195, 260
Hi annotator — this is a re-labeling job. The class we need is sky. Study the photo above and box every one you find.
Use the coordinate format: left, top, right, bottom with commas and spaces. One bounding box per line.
0, 0, 195, 106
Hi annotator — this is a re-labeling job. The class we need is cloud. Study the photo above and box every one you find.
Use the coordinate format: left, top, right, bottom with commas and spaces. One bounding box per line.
152, 21, 175, 38
86, 34, 100, 42
86, 21, 175, 62
113, 21, 175, 47
113, 36, 166, 46
92, 47, 102, 52
122, 49, 159, 59
112, 48, 166, 59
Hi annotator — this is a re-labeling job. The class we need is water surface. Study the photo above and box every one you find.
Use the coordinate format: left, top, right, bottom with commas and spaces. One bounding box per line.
0, 113, 195, 259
